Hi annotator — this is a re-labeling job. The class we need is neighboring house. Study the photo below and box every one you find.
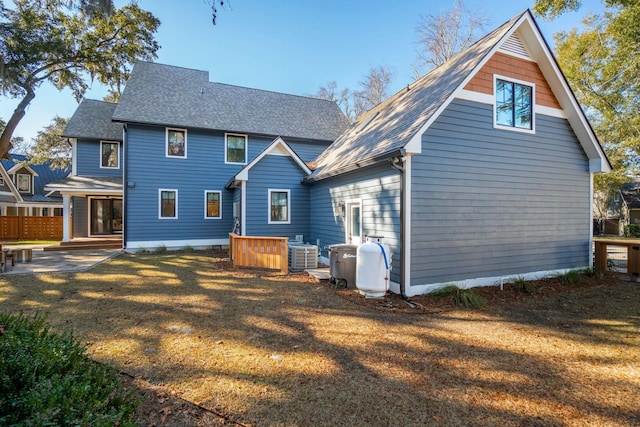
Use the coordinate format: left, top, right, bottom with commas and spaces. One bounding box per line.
0, 154, 69, 217
617, 178, 640, 229
48, 10, 610, 296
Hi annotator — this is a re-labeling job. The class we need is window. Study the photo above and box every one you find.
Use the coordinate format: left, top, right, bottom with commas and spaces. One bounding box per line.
159, 189, 178, 219
166, 128, 186, 158
268, 189, 290, 224
495, 78, 533, 130
204, 191, 222, 219
0, 176, 4, 186
17, 174, 31, 192
101, 141, 120, 168
225, 133, 247, 164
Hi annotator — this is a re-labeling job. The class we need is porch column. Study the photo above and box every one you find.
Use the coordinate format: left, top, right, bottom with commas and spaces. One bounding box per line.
62, 194, 71, 242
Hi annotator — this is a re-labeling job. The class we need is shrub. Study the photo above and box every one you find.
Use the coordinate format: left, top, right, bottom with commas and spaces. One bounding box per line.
0, 312, 139, 426
554, 270, 584, 285
432, 285, 485, 308
514, 276, 534, 294
624, 224, 640, 238
153, 244, 167, 254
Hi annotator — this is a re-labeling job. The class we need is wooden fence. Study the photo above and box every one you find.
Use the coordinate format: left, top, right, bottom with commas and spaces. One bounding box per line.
229, 233, 288, 273
0, 216, 64, 241
594, 238, 640, 281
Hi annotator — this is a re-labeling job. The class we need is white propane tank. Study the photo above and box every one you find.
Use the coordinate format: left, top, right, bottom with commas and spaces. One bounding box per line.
356, 240, 391, 298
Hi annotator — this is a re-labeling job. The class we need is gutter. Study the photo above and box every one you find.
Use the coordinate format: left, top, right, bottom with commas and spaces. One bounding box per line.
303, 149, 405, 184
389, 149, 410, 301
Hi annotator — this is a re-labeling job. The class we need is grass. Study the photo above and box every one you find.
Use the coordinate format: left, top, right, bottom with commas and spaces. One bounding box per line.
431, 285, 485, 308
0, 252, 638, 426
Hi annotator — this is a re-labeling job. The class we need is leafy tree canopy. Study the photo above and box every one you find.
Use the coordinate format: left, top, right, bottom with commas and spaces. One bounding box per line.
0, 0, 160, 159
27, 116, 70, 170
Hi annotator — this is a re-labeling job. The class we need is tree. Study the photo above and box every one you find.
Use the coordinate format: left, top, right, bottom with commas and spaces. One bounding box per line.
534, 0, 640, 220
0, 1, 160, 159
0, 117, 27, 154
413, 0, 490, 76
313, 66, 394, 122
27, 116, 71, 170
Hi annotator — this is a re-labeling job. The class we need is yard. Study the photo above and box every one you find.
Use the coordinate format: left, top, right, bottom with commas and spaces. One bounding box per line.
0, 251, 638, 426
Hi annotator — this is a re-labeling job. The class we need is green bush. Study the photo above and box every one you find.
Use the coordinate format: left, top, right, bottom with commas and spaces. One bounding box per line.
554, 270, 585, 285
432, 285, 485, 308
0, 312, 139, 426
623, 224, 640, 237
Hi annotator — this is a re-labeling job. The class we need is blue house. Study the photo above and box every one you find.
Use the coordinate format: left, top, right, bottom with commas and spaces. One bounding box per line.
49, 10, 610, 296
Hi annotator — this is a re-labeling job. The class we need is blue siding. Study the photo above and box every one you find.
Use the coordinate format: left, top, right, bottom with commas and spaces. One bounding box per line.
245, 155, 310, 239
76, 139, 123, 177
309, 164, 401, 283
287, 140, 331, 162
410, 98, 591, 287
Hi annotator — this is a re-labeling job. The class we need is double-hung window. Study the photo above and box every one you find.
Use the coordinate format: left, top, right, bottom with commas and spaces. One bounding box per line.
159, 189, 178, 219
101, 141, 119, 168
166, 128, 187, 158
225, 133, 247, 164
495, 78, 533, 131
268, 189, 290, 224
17, 174, 31, 193
204, 191, 222, 219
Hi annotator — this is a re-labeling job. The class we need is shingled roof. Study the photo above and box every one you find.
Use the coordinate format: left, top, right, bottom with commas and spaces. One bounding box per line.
63, 99, 123, 141
621, 179, 640, 210
308, 10, 609, 181
112, 62, 349, 142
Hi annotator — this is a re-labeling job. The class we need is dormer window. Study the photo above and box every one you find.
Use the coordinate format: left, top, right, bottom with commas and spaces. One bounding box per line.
17, 173, 31, 193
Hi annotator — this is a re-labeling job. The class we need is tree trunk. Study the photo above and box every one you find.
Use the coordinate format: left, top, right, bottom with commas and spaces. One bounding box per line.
0, 88, 36, 159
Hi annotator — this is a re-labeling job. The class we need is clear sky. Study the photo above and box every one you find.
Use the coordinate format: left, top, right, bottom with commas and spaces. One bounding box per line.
0, 0, 605, 143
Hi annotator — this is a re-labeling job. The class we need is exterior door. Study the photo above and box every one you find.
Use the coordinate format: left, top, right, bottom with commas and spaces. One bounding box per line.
346, 201, 361, 245
90, 198, 122, 235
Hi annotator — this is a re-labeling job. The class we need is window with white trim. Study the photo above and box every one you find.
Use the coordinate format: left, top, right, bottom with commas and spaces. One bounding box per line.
495, 78, 533, 130
17, 174, 31, 193
100, 141, 120, 168
159, 189, 178, 219
166, 128, 187, 158
268, 189, 290, 224
225, 133, 247, 164
204, 191, 222, 219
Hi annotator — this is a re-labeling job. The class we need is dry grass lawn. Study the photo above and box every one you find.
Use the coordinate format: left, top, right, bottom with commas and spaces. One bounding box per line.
0, 251, 638, 426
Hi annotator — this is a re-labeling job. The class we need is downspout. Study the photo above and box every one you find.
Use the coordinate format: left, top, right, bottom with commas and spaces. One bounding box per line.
390, 149, 408, 300
122, 124, 127, 250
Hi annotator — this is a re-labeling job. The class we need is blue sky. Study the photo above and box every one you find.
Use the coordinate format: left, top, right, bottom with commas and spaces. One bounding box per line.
1, 0, 604, 143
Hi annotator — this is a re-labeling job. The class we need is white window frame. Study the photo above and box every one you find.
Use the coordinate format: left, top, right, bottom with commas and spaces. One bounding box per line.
493, 74, 535, 134
166, 128, 187, 158
100, 140, 120, 169
158, 189, 178, 219
268, 189, 290, 224
204, 190, 222, 219
16, 173, 31, 193
225, 133, 248, 165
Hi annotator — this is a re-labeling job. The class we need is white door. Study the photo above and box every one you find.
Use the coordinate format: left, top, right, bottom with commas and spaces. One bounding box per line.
346, 202, 362, 245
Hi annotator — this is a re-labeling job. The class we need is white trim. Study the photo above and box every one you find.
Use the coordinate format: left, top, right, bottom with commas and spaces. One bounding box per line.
404, 155, 412, 290
100, 140, 120, 169
403, 267, 588, 297
240, 181, 247, 235
125, 238, 229, 252
158, 188, 178, 219
62, 194, 71, 242
344, 198, 362, 245
225, 133, 248, 165
204, 190, 222, 219
456, 89, 494, 105
589, 173, 594, 268
235, 136, 311, 181
536, 105, 566, 119
268, 188, 291, 224
494, 74, 536, 134
8, 163, 38, 176
71, 138, 77, 176
166, 128, 187, 159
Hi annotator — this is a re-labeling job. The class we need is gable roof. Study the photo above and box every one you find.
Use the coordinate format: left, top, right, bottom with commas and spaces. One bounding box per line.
309, 10, 610, 181
63, 99, 123, 141
0, 154, 70, 202
112, 61, 349, 142
227, 137, 312, 188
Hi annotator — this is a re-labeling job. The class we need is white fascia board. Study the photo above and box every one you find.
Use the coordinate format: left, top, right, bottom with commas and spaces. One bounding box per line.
0, 164, 22, 202
7, 163, 38, 176
235, 136, 311, 181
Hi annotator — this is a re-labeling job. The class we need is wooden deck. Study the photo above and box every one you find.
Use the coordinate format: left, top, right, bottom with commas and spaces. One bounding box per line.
44, 237, 123, 252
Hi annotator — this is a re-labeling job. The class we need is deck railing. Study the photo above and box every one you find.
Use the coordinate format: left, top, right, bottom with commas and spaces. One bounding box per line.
0, 216, 65, 241
229, 233, 288, 273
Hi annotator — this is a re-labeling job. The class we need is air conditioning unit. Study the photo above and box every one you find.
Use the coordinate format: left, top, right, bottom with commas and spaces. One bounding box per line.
288, 243, 318, 271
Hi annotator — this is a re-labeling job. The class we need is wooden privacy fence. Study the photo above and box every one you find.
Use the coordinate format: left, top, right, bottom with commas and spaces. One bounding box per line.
0, 216, 64, 241
229, 233, 288, 273
594, 238, 640, 281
